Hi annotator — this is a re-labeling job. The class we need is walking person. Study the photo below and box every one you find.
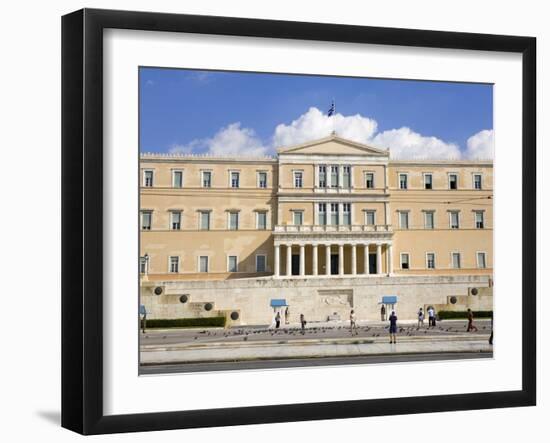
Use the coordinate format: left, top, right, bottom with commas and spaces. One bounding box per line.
350, 309, 358, 336
275, 311, 281, 329
380, 304, 386, 322
489, 312, 493, 345
300, 313, 306, 334
427, 306, 434, 328
432, 308, 437, 327
417, 307, 424, 328
467, 308, 478, 332
389, 310, 398, 344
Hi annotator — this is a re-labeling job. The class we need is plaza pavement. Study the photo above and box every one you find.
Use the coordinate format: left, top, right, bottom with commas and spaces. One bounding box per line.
140, 319, 493, 366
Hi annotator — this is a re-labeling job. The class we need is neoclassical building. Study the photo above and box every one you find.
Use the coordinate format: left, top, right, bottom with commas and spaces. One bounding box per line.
139, 134, 493, 324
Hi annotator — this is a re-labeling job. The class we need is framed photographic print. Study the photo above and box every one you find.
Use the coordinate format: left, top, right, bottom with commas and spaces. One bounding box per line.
61, 8, 536, 435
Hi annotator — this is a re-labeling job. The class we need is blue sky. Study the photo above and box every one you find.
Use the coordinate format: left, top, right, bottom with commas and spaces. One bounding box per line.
139, 67, 494, 160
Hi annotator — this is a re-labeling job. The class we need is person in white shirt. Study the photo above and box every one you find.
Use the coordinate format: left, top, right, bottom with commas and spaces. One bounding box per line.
427, 307, 435, 328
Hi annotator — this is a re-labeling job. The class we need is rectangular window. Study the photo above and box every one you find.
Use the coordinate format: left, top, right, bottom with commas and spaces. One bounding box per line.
202, 171, 212, 188
449, 173, 458, 190
294, 171, 303, 188
170, 211, 181, 230
229, 212, 239, 230
343, 166, 351, 188
141, 211, 152, 230
230, 172, 240, 188
451, 252, 461, 269
424, 211, 435, 229
365, 172, 374, 189
426, 253, 435, 269
169, 256, 179, 273
330, 203, 339, 225
293, 211, 303, 226
256, 255, 266, 273
475, 211, 485, 229
318, 203, 327, 225
257, 212, 267, 230
228, 255, 238, 272
399, 211, 409, 229
258, 172, 267, 188
365, 210, 375, 226
318, 165, 327, 188
343, 203, 351, 225
139, 257, 148, 274
400, 253, 410, 270
473, 174, 482, 190
477, 252, 487, 269
399, 173, 408, 189
330, 166, 339, 188
172, 170, 183, 188
199, 211, 210, 230
199, 256, 209, 273
424, 173, 433, 190
143, 170, 154, 187
450, 211, 460, 229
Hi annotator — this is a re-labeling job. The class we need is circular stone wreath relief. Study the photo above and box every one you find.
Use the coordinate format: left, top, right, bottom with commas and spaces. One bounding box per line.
154, 286, 163, 295
204, 303, 213, 311
471, 288, 478, 296
450, 296, 458, 304
230, 311, 239, 320
179, 294, 188, 304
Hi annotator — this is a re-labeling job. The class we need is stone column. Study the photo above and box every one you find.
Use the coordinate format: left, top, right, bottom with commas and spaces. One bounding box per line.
274, 244, 280, 277
351, 244, 357, 275
387, 243, 393, 275
364, 244, 370, 275
376, 243, 382, 275
286, 244, 292, 277
325, 244, 331, 276
312, 244, 318, 276
339, 244, 344, 276
299, 244, 305, 276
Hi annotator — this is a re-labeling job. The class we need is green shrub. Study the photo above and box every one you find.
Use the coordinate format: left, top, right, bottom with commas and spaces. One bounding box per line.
144, 317, 226, 328
437, 310, 493, 320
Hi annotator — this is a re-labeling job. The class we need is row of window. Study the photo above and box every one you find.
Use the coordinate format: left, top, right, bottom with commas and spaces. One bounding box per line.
139, 251, 488, 274
400, 251, 488, 270
140, 254, 267, 274
142, 169, 268, 189
396, 209, 485, 230
142, 168, 486, 191
140, 210, 268, 231
140, 206, 487, 230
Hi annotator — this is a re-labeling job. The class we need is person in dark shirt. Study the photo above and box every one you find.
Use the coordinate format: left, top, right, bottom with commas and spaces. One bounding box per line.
389, 310, 398, 344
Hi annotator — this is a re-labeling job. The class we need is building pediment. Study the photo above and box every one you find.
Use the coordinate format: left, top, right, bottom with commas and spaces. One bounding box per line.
277, 134, 389, 157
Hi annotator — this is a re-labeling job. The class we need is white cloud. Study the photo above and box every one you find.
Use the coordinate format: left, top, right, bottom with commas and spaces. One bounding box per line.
272, 107, 377, 148
372, 127, 462, 160
465, 129, 494, 160
169, 123, 268, 157
167, 107, 493, 161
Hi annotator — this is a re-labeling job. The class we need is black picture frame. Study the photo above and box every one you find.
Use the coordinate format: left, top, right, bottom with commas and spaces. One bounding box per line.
62, 8, 536, 435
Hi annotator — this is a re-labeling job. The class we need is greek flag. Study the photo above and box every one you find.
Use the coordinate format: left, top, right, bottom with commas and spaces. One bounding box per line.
327, 101, 335, 116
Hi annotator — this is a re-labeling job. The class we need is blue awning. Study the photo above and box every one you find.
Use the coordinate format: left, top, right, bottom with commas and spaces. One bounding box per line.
270, 299, 288, 307
381, 296, 398, 304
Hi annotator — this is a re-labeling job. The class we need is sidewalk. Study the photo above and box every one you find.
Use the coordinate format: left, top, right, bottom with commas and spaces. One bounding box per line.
140, 335, 492, 365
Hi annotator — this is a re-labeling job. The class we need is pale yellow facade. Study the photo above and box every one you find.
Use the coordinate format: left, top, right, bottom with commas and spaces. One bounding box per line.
140, 135, 493, 281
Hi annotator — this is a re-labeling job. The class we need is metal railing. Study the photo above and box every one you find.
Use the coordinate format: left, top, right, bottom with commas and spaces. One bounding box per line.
274, 224, 392, 233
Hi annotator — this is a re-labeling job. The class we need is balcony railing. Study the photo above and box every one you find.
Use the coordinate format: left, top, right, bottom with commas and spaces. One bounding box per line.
274, 224, 392, 233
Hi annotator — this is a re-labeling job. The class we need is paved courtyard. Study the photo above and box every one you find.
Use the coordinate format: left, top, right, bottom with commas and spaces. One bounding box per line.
141, 319, 492, 346
139, 319, 493, 372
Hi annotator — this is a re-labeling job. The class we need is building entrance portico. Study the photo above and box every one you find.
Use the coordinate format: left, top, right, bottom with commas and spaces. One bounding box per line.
274, 239, 393, 278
